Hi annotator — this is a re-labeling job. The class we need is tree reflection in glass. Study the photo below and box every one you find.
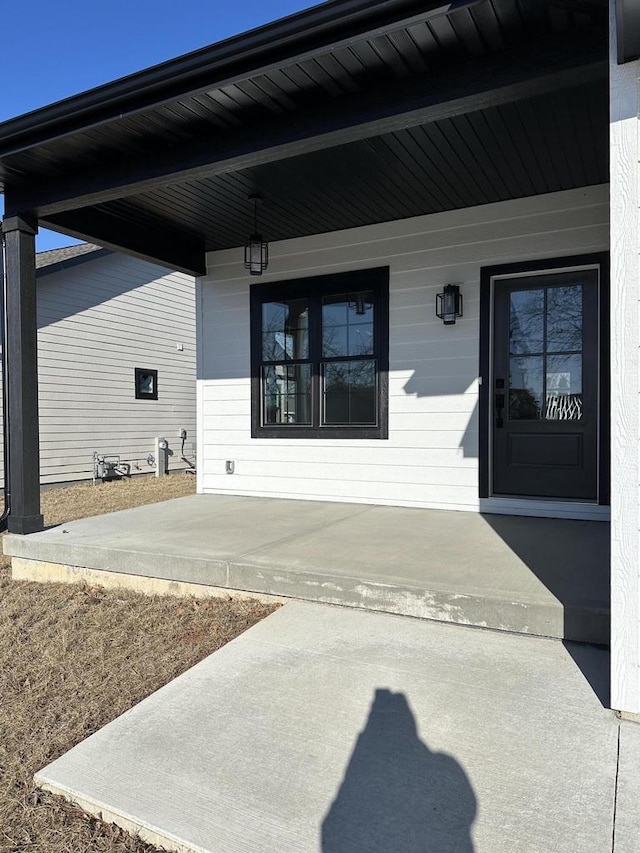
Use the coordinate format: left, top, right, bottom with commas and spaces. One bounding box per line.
322, 292, 374, 358
324, 360, 376, 425
508, 284, 584, 421
262, 299, 309, 362
547, 286, 583, 353
322, 291, 376, 425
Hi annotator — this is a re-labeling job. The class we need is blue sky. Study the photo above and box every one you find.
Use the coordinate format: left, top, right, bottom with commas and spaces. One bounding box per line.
2, 0, 318, 250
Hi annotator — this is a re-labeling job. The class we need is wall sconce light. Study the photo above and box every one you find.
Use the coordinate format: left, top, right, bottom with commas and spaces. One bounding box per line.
436, 284, 463, 325
244, 194, 269, 276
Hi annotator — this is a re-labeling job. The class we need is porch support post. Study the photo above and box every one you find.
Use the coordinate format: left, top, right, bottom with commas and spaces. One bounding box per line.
2, 214, 43, 535
609, 0, 640, 714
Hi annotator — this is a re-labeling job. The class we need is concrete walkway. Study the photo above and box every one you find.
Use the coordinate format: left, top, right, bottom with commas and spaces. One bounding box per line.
36, 602, 637, 853
6, 494, 610, 643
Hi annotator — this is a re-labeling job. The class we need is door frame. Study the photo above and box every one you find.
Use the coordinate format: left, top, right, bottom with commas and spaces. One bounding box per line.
478, 252, 610, 508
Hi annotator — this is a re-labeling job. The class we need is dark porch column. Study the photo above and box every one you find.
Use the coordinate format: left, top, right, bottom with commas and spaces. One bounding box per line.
2, 215, 43, 534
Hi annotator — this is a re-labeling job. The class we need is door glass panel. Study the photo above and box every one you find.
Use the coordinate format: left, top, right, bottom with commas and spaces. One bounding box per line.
507, 283, 585, 421
262, 364, 311, 425
510, 290, 544, 354
262, 299, 309, 361
547, 286, 583, 352
545, 354, 583, 420
509, 356, 543, 419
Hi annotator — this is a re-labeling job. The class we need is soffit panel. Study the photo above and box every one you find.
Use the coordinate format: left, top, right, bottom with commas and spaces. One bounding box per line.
47, 79, 606, 255
2, 0, 609, 274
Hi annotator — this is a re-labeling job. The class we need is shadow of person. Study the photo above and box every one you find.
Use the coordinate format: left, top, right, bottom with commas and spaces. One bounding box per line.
322, 689, 477, 852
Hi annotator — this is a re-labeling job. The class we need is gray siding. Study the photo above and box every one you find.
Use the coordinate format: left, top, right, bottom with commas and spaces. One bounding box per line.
1, 252, 196, 485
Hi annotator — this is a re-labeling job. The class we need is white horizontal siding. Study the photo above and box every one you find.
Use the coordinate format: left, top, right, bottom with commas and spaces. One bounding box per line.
609, 0, 640, 715
199, 185, 609, 510
0, 252, 196, 485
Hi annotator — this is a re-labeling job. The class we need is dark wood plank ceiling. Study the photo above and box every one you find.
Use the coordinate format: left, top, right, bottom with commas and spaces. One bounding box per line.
0, 0, 609, 274
73, 79, 607, 255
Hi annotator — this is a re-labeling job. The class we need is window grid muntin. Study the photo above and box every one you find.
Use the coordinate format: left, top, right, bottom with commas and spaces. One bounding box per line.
250, 268, 389, 439
508, 280, 585, 422
321, 359, 379, 426
260, 289, 377, 429
262, 363, 312, 426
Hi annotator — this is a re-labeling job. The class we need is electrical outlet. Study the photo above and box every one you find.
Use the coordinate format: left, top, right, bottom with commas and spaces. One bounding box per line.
179, 428, 187, 440
225, 460, 235, 475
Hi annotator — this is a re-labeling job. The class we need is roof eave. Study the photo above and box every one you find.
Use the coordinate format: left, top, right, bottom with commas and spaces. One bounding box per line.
0, 0, 478, 159
35, 247, 112, 277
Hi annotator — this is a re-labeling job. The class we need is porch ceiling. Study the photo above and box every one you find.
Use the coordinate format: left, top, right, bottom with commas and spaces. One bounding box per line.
0, 0, 609, 275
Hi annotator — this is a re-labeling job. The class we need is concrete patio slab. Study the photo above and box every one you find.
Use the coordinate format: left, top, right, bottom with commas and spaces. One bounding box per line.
36, 602, 631, 853
6, 494, 610, 643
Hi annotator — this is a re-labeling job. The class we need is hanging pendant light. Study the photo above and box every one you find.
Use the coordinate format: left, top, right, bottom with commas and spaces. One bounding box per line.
348, 293, 372, 316
244, 194, 269, 276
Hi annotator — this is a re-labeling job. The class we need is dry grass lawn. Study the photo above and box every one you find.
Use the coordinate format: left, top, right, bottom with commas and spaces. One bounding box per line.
0, 474, 196, 571
0, 475, 278, 853
42, 472, 197, 527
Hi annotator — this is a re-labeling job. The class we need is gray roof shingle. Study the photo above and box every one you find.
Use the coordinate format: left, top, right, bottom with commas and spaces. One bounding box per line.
35, 243, 109, 273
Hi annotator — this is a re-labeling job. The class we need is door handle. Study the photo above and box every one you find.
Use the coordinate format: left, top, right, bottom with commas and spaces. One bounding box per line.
495, 392, 505, 428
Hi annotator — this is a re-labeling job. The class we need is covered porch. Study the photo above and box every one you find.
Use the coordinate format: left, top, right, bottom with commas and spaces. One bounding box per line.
1, 0, 638, 713
0, 0, 611, 532
6, 493, 610, 645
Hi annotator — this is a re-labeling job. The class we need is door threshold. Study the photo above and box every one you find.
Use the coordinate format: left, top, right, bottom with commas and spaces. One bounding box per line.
480, 497, 610, 521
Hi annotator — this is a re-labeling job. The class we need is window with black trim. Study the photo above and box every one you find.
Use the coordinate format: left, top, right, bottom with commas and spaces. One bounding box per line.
135, 368, 158, 400
250, 268, 389, 439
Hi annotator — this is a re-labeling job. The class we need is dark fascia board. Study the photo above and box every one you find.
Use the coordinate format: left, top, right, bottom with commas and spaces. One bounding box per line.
0, 0, 482, 160
617, 0, 640, 63
8, 28, 607, 219
36, 247, 112, 278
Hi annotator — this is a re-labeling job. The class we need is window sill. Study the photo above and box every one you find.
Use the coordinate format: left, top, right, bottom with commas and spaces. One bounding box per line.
251, 425, 388, 440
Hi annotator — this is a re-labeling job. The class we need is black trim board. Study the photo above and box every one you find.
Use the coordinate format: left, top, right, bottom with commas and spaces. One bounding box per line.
478, 252, 610, 504
598, 254, 611, 506
478, 266, 492, 500
134, 368, 159, 401
617, 0, 640, 64
250, 267, 389, 440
